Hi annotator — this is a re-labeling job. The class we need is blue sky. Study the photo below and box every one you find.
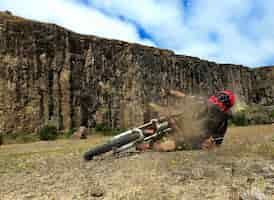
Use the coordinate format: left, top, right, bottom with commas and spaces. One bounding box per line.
0, 0, 274, 67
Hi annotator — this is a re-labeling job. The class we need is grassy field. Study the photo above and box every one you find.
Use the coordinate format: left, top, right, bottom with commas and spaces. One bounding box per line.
0, 125, 273, 199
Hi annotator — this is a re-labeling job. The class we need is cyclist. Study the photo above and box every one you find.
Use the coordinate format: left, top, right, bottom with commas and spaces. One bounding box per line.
137, 90, 236, 151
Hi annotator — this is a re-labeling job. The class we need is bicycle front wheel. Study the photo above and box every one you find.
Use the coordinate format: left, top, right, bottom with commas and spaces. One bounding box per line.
83, 131, 141, 161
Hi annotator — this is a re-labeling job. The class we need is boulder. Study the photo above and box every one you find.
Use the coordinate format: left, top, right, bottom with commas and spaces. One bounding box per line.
71, 126, 88, 139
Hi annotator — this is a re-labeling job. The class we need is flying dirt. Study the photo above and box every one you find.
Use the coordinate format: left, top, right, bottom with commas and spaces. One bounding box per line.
1, 92, 273, 200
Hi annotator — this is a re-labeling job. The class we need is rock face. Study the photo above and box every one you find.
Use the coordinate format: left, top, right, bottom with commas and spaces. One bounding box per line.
0, 12, 273, 133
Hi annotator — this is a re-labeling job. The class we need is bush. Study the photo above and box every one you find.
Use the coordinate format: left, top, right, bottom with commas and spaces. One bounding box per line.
20, 134, 38, 143
95, 123, 112, 132
1, 132, 39, 144
64, 128, 76, 138
0, 134, 3, 145
10, 132, 20, 140
108, 128, 127, 136
231, 111, 249, 126
271, 111, 274, 119
251, 114, 269, 125
95, 124, 126, 136
38, 125, 58, 141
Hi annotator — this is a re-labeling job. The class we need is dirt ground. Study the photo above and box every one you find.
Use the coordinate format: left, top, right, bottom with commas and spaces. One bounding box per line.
0, 125, 274, 200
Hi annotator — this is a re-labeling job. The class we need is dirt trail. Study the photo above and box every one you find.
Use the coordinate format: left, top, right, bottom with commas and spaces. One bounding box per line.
0, 126, 274, 200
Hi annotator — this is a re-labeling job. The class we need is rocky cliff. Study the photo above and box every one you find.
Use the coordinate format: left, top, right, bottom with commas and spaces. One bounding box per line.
0, 12, 273, 133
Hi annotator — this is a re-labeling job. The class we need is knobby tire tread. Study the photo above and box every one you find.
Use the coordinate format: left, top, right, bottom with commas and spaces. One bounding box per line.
84, 132, 140, 160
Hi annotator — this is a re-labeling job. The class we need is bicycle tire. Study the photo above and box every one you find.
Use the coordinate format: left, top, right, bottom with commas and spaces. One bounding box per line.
83, 131, 141, 161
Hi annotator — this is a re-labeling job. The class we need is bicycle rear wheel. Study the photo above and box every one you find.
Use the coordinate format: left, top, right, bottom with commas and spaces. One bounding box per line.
83, 131, 141, 161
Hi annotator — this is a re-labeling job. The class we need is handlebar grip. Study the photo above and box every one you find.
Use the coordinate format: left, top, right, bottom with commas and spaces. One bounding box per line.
157, 121, 169, 131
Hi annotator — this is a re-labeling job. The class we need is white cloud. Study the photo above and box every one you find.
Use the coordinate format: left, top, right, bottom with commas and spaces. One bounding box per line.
0, 0, 274, 66
89, 0, 183, 26
89, 0, 186, 48
89, 0, 274, 66
0, 0, 155, 46
186, 0, 274, 66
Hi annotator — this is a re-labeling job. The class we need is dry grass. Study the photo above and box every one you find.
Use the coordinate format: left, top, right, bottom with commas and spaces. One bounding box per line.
221, 125, 274, 157
0, 126, 273, 200
0, 134, 108, 157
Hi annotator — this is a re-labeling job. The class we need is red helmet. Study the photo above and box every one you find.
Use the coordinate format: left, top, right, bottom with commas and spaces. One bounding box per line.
220, 90, 235, 107
209, 90, 235, 112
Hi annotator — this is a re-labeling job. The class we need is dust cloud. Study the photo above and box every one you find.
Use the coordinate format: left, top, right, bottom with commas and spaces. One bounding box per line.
148, 91, 208, 146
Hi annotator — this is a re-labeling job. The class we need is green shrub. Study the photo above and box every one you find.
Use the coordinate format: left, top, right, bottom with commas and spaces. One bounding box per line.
251, 115, 269, 125
20, 134, 38, 143
95, 123, 126, 136
10, 132, 20, 140
2, 133, 39, 144
95, 123, 112, 132
38, 125, 58, 141
228, 119, 236, 127
231, 111, 249, 126
65, 128, 76, 138
106, 128, 127, 136
0, 134, 3, 145
271, 111, 274, 119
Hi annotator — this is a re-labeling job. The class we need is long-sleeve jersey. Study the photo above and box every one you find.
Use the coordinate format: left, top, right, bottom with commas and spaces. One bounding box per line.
198, 102, 232, 145
173, 100, 232, 150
